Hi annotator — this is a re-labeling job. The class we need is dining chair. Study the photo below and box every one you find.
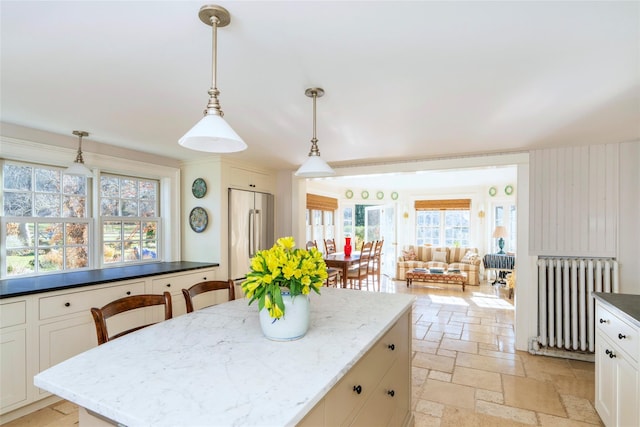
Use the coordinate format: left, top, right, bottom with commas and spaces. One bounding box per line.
182, 279, 235, 313
346, 241, 374, 290
307, 240, 339, 287
323, 238, 337, 255
91, 292, 172, 345
369, 240, 384, 291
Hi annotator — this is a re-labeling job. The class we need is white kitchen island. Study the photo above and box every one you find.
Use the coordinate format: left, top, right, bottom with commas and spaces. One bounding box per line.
34, 287, 415, 426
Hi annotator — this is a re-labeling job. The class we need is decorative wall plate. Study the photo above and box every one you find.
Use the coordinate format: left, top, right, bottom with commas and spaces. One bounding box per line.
192, 178, 207, 198
361, 190, 369, 199
505, 184, 514, 195
391, 191, 399, 200
189, 207, 208, 233
376, 191, 384, 200
345, 189, 354, 199
488, 186, 497, 197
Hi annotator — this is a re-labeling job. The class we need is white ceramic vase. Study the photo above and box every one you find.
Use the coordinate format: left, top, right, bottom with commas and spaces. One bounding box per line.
259, 292, 310, 341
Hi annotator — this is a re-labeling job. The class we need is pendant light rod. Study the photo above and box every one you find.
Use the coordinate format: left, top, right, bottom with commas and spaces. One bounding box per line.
72, 130, 89, 164
306, 88, 324, 157
199, 5, 230, 118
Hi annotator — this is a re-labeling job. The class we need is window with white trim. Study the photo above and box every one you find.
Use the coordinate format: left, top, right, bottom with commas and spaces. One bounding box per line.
305, 194, 337, 249
415, 199, 471, 247
2, 161, 91, 276
99, 174, 159, 265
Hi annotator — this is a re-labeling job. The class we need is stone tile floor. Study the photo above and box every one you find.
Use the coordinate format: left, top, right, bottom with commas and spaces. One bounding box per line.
3, 278, 602, 426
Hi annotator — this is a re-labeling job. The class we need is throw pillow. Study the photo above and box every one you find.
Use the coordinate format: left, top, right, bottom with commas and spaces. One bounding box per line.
402, 248, 417, 261
432, 251, 447, 263
461, 250, 479, 264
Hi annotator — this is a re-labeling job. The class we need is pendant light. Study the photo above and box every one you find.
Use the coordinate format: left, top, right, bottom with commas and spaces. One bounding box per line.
178, 5, 246, 153
64, 130, 93, 177
295, 88, 335, 177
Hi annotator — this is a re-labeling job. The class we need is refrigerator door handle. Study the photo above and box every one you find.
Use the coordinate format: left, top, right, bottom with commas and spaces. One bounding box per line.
249, 209, 255, 258
254, 209, 261, 254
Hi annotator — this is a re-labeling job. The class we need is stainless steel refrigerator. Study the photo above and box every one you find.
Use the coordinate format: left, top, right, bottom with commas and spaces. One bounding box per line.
228, 188, 275, 281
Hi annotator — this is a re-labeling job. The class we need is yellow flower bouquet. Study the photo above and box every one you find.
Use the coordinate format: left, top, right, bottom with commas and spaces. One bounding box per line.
242, 237, 326, 319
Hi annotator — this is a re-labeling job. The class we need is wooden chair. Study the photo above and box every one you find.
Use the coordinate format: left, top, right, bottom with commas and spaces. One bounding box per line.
323, 238, 337, 255
182, 280, 235, 313
307, 240, 339, 287
91, 292, 172, 345
369, 240, 384, 291
347, 241, 374, 290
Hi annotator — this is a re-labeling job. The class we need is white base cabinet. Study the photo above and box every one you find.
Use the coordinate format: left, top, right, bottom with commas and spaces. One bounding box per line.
595, 300, 640, 427
0, 267, 217, 422
299, 311, 412, 427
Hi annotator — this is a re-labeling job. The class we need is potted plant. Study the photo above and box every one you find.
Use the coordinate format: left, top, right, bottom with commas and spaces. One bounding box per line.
242, 237, 325, 340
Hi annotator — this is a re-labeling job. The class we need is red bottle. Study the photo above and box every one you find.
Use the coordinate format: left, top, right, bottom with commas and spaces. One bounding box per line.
344, 237, 352, 257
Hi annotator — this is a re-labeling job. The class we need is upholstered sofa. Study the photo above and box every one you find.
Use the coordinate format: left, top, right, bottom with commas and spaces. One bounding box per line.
396, 245, 481, 285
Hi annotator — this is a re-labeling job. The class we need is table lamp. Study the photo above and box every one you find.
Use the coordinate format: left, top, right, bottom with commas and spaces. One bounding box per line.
492, 226, 508, 254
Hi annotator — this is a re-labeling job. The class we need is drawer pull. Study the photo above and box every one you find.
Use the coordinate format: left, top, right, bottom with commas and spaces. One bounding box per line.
618, 333, 627, 340
388, 344, 395, 351
605, 349, 617, 359
203, 277, 207, 280
64, 302, 71, 307
353, 385, 362, 395
387, 390, 395, 397
599, 318, 609, 324
126, 291, 131, 295
166, 283, 171, 288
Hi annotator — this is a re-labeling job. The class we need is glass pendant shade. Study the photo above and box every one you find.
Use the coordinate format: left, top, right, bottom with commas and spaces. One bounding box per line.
296, 154, 335, 177
65, 161, 93, 177
179, 114, 247, 153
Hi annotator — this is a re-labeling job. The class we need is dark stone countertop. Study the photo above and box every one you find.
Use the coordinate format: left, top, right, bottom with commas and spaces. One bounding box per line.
593, 292, 640, 328
0, 262, 219, 299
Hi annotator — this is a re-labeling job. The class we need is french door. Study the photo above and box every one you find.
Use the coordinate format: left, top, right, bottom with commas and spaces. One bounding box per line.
364, 204, 396, 277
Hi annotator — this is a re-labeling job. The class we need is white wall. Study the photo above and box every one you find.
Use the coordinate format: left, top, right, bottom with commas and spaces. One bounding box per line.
618, 141, 640, 293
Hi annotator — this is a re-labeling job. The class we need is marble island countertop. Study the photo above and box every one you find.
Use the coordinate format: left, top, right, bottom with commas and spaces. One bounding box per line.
34, 288, 415, 427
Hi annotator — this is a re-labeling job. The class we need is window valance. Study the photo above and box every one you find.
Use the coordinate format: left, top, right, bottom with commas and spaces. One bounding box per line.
306, 194, 338, 211
414, 199, 471, 210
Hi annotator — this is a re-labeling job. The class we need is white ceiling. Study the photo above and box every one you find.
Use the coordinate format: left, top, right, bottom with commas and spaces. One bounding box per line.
1, 1, 639, 172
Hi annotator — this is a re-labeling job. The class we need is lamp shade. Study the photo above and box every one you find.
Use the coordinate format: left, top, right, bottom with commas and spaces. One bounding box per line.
179, 114, 247, 153
492, 226, 508, 239
64, 162, 93, 177
295, 155, 335, 178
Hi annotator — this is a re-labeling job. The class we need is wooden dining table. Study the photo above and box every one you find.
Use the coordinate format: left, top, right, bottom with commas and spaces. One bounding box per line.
324, 252, 361, 288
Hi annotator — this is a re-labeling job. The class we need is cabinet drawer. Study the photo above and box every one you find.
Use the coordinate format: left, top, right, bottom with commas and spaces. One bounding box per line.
0, 300, 26, 328
596, 304, 639, 362
350, 358, 405, 427
39, 281, 146, 320
325, 312, 409, 426
151, 269, 216, 317
150, 270, 214, 294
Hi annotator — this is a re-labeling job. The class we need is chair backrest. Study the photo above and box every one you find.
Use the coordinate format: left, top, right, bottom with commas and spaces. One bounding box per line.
324, 238, 337, 254
362, 240, 374, 254
306, 240, 318, 250
374, 240, 384, 258
359, 241, 374, 266
91, 292, 172, 345
182, 279, 235, 313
